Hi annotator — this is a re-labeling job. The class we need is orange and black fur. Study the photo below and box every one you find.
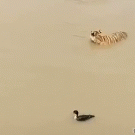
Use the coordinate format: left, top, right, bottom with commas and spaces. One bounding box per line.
90, 30, 127, 45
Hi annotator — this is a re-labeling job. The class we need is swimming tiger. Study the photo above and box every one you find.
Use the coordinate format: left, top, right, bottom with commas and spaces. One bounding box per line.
90, 30, 127, 45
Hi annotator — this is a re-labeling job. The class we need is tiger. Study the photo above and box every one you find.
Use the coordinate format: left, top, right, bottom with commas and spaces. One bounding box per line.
90, 30, 128, 45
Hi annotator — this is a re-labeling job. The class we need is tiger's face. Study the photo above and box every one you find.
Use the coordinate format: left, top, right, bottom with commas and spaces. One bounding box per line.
91, 30, 102, 36
90, 30, 102, 41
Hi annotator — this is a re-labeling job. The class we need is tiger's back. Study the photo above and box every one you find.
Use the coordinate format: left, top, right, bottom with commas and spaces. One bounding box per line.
90, 30, 128, 45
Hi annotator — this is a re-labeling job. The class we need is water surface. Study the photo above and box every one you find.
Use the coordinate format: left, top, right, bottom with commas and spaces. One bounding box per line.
0, 0, 135, 134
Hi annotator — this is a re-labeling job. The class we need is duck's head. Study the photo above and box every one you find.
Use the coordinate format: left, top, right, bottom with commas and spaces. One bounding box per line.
73, 110, 79, 119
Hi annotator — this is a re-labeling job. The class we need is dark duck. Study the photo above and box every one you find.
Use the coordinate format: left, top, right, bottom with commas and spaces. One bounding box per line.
73, 110, 95, 121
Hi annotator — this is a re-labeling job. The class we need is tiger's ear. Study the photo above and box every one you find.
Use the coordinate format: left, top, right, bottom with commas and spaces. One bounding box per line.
99, 30, 102, 33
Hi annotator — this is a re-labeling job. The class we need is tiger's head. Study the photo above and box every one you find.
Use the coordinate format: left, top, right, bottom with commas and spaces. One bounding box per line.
91, 30, 102, 36
90, 30, 102, 41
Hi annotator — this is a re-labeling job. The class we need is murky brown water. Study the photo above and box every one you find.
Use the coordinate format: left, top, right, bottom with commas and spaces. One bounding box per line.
0, 0, 135, 134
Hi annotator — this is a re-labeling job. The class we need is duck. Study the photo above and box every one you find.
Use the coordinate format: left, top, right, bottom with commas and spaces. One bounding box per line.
73, 110, 95, 121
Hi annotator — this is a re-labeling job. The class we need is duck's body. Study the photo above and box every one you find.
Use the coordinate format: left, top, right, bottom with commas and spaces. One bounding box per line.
73, 110, 95, 121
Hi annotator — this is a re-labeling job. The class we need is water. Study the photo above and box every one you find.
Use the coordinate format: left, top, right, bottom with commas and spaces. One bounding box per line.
0, 0, 135, 134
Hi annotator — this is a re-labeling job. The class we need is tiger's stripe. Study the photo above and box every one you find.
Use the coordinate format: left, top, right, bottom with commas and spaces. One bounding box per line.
90, 31, 128, 45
